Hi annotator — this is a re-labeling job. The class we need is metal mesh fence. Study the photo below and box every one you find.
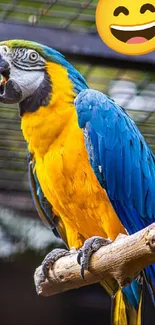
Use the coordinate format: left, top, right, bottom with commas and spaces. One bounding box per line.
0, 0, 97, 31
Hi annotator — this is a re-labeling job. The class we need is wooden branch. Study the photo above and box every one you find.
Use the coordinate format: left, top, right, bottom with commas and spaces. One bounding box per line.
34, 223, 155, 297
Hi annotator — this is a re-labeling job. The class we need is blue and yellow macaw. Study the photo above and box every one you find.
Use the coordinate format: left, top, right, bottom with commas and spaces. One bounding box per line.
0, 39, 154, 324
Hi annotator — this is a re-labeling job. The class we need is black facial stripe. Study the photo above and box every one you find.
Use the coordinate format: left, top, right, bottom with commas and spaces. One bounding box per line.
19, 59, 45, 66
140, 3, 155, 13
12, 47, 45, 70
14, 48, 26, 60
12, 61, 45, 71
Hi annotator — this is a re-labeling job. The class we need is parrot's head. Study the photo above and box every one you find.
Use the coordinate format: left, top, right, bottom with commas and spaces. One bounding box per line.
0, 40, 87, 116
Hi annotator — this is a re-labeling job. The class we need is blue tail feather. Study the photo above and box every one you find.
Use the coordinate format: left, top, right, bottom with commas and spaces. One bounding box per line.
122, 264, 155, 312
123, 280, 141, 310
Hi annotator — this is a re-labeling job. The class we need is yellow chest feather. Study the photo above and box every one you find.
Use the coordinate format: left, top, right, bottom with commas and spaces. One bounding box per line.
21, 62, 125, 246
32, 111, 124, 242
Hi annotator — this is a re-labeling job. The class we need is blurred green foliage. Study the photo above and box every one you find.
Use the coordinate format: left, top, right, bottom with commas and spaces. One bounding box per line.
0, 0, 98, 31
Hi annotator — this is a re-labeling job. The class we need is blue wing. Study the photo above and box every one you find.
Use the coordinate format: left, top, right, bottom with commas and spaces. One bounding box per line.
75, 89, 155, 306
75, 89, 155, 234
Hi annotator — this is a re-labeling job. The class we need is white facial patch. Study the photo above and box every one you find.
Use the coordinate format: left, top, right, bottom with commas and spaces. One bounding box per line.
9, 65, 44, 101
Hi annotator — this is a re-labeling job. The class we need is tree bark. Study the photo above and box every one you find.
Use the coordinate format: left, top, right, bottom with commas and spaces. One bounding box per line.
34, 223, 155, 297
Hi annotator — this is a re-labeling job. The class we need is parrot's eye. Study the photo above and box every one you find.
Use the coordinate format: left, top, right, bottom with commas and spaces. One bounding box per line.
29, 51, 39, 61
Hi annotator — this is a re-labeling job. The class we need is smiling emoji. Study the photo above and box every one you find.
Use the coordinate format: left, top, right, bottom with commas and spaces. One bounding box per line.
96, 0, 155, 55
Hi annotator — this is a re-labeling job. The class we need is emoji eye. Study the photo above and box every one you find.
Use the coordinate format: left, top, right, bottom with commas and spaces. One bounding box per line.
140, 3, 155, 13
113, 6, 129, 16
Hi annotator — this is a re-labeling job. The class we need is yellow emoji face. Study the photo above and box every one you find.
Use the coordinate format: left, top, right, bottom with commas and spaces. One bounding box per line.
96, 0, 155, 55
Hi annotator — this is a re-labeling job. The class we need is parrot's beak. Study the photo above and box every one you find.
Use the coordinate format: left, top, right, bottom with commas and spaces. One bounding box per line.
0, 56, 22, 104
0, 57, 10, 94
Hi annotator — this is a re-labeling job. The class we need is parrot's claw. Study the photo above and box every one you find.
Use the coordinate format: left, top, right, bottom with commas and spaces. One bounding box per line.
42, 248, 70, 281
77, 236, 112, 280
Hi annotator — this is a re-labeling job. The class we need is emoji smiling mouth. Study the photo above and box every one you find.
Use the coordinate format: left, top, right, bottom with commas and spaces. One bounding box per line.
111, 21, 155, 44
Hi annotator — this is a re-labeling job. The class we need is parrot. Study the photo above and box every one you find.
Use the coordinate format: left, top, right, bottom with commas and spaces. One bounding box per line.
0, 39, 154, 325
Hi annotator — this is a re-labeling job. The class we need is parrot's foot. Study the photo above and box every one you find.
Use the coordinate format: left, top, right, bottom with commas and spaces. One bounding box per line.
77, 236, 112, 279
42, 248, 70, 281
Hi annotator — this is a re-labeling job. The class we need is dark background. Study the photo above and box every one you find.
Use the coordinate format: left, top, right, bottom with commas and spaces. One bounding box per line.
0, 1, 155, 324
